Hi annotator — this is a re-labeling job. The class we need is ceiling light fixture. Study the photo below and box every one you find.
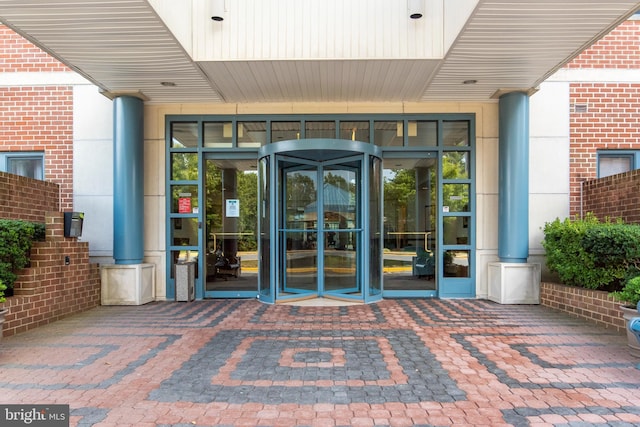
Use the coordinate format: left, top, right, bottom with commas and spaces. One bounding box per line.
160, 81, 176, 87
408, 0, 424, 19
463, 79, 478, 85
211, 0, 225, 22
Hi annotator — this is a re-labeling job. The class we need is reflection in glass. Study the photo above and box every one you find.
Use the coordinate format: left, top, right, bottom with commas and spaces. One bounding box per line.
284, 231, 317, 291
443, 216, 469, 245
369, 157, 382, 296
443, 250, 470, 277
443, 121, 469, 146
171, 122, 198, 148
238, 122, 267, 147
171, 218, 199, 246
259, 158, 270, 297
170, 185, 198, 213
306, 121, 336, 139
323, 168, 356, 236
383, 157, 437, 292
324, 246, 356, 292
171, 153, 198, 180
340, 121, 370, 142
272, 121, 301, 142
204, 122, 233, 148
205, 158, 259, 292
443, 184, 469, 212
374, 121, 402, 146
443, 152, 469, 179
407, 121, 437, 147
8, 157, 43, 180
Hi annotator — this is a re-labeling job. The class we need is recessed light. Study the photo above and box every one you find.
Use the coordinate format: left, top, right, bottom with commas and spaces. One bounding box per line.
463, 80, 478, 85
160, 81, 176, 87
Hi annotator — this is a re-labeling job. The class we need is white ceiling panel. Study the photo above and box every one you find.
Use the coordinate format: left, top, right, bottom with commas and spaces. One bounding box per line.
1, 0, 639, 104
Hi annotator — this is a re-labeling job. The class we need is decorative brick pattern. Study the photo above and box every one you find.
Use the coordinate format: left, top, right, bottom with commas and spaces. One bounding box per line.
0, 299, 638, 426
540, 282, 626, 333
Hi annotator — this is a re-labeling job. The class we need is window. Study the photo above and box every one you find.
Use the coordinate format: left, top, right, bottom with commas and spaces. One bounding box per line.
597, 151, 639, 178
0, 152, 44, 180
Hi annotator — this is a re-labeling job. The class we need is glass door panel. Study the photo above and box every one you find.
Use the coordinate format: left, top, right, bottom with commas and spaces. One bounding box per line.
204, 158, 258, 297
382, 156, 438, 296
322, 165, 360, 297
279, 166, 318, 299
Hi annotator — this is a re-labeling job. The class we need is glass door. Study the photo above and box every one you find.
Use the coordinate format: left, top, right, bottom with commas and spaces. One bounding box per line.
277, 156, 362, 301
322, 163, 360, 298
382, 154, 438, 297
204, 157, 258, 298
280, 163, 319, 299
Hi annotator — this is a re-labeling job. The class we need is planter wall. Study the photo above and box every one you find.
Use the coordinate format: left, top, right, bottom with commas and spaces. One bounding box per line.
0, 212, 101, 338
540, 282, 626, 332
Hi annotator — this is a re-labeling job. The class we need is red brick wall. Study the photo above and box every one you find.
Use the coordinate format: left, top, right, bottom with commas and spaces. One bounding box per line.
0, 25, 74, 211
581, 169, 640, 223
0, 212, 101, 337
566, 20, 640, 70
541, 282, 626, 332
0, 171, 59, 222
567, 20, 640, 216
0, 174, 99, 338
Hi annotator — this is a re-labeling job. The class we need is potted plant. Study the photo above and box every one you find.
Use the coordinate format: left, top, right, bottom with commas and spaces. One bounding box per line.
611, 275, 640, 357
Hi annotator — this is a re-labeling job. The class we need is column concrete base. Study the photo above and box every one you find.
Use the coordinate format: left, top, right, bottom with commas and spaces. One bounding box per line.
101, 263, 155, 305
488, 262, 541, 304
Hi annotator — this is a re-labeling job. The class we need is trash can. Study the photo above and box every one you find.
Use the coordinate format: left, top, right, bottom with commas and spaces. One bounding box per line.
175, 261, 195, 302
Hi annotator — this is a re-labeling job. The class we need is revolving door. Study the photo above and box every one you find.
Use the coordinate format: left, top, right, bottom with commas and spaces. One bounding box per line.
257, 139, 382, 304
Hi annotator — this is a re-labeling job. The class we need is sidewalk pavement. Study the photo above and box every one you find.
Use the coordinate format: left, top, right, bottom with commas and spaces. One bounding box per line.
1, 298, 639, 426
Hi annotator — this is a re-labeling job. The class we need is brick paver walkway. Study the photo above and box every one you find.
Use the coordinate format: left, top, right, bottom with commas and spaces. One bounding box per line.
1, 299, 639, 426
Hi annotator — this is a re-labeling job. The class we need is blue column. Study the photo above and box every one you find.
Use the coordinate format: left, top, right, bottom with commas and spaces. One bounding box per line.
113, 96, 144, 265
498, 91, 529, 263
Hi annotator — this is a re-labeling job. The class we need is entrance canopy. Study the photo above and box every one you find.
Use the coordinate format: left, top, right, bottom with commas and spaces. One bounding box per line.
1, 1, 639, 104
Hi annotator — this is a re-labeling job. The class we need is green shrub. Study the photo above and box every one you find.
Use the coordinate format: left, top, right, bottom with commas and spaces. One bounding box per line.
611, 275, 640, 308
0, 219, 45, 290
0, 279, 6, 303
543, 214, 640, 291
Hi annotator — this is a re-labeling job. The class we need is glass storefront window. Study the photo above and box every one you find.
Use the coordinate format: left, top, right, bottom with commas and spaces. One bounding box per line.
171, 153, 198, 180
171, 122, 198, 148
306, 121, 336, 139
204, 122, 233, 148
238, 122, 267, 147
443, 183, 469, 212
170, 185, 199, 213
340, 121, 370, 142
443, 250, 470, 278
443, 152, 470, 179
171, 217, 199, 246
272, 121, 301, 142
443, 216, 469, 245
374, 121, 402, 146
407, 121, 437, 147
443, 121, 469, 146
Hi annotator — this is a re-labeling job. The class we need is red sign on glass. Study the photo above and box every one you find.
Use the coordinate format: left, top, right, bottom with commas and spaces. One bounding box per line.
178, 197, 191, 213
